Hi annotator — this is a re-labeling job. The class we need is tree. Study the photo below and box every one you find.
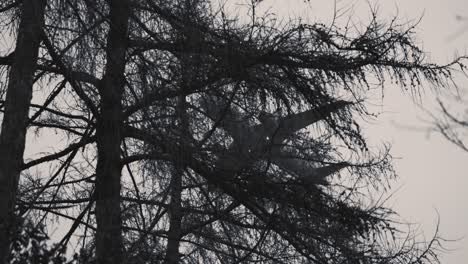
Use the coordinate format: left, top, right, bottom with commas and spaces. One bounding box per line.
0, 0, 465, 263
118, 1, 462, 262
0, 1, 46, 262
93, 1, 130, 263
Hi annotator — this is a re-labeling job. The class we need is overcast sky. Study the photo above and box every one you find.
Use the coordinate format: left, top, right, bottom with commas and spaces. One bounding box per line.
256, 0, 468, 263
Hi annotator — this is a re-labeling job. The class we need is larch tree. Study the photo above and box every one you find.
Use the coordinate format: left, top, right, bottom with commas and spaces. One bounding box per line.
93, 0, 130, 263
0, 1, 46, 262
0, 0, 466, 263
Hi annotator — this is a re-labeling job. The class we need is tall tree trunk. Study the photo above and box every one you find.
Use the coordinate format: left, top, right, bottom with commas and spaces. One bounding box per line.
164, 162, 183, 264
164, 96, 187, 264
94, 0, 129, 263
0, 0, 46, 262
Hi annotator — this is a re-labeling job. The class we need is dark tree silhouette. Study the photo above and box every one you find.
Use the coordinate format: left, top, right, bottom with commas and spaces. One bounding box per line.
94, 1, 130, 263
0, 1, 46, 262
0, 0, 466, 263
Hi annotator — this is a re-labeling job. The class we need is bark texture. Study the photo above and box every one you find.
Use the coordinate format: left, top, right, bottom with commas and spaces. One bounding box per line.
0, 0, 46, 262
94, 0, 129, 263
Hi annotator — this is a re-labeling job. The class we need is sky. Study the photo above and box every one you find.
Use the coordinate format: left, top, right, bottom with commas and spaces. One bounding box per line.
253, 0, 468, 263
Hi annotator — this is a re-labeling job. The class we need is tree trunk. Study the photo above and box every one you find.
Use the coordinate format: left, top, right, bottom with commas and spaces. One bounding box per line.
94, 0, 129, 263
0, 0, 46, 262
164, 163, 183, 264
164, 96, 187, 264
